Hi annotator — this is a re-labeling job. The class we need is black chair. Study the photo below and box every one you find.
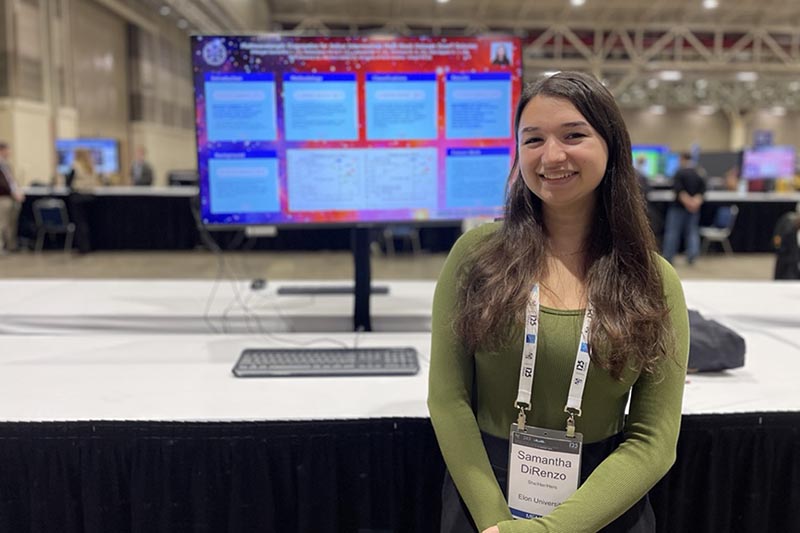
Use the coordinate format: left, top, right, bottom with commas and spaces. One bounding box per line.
32, 198, 76, 252
382, 224, 422, 255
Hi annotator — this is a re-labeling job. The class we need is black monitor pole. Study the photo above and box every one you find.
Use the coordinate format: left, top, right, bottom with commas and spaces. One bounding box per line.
352, 227, 372, 332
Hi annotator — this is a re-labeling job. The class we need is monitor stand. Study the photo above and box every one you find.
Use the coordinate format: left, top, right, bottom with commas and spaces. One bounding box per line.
275, 228, 386, 331
276, 286, 389, 296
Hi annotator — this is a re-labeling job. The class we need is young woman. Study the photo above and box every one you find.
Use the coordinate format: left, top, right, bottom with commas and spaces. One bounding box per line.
428, 71, 689, 533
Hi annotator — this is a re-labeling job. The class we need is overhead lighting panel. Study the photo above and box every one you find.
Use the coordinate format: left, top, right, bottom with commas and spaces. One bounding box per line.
659, 70, 682, 81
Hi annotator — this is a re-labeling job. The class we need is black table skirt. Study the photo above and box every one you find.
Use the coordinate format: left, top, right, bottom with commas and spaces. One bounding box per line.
17, 194, 463, 253
0, 413, 797, 533
18, 193, 798, 254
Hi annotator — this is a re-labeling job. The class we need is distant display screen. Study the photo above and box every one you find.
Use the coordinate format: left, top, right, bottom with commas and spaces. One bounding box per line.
191, 35, 522, 226
56, 138, 120, 175
741, 146, 796, 180
662, 152, 681, 178
632, 145, 668, 179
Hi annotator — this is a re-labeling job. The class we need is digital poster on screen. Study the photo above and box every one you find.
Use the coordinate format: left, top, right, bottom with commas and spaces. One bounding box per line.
192, 35, 522, 226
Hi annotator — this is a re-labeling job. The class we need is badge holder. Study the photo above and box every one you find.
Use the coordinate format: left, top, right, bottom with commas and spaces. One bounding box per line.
507, 405, 583, 520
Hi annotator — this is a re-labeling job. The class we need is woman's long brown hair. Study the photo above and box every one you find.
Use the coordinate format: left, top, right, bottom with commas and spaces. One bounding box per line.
454, 71, 673, 379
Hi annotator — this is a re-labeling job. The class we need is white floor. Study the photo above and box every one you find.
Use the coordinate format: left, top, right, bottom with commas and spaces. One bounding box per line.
0, 249, 780, 281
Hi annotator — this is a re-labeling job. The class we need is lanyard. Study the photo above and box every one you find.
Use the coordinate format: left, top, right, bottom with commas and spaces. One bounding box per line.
514, 283, 594, 436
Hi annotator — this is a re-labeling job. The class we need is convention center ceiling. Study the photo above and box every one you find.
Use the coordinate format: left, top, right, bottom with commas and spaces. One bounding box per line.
133, 0, 800, 113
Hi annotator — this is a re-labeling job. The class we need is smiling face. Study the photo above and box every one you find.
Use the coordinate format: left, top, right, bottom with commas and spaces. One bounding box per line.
517, 95, 609, 215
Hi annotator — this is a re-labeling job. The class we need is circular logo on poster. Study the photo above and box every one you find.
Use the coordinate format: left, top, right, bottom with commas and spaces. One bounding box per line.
202, 39, 227, 67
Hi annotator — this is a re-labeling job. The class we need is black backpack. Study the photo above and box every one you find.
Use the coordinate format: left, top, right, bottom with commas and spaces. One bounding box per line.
687, 309, 746, 373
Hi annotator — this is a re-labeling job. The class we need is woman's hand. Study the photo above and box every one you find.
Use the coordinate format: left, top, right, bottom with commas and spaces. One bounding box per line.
481, 527, 500, 533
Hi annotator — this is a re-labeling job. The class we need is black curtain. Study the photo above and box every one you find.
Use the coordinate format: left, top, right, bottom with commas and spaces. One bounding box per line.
0, 419, 444, 533
650, 412, 800, 533
1, 414, 798, 533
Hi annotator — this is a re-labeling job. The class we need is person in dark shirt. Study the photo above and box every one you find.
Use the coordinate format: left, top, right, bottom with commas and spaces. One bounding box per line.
130, 146, 154, 186
662, 153, 706, 264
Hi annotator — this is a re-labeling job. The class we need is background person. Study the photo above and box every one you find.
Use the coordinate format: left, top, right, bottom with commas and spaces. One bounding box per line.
661, 153, 707, 265
67, 148, 102, 253
428, 71, 689, 533
130, 146, 154, 186
0, 141, 25, 253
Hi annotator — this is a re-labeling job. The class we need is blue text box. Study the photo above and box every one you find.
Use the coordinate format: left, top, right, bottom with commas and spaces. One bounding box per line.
366, 72, 437, 140
445, 147, 511, 208
283, 73, 358, 141
208, 151, 280, 214
205, 73, 277, 142
445, 73, 512, 139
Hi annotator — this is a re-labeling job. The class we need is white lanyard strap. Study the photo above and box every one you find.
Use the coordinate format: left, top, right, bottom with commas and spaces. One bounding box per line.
565, 303, 593, 415
515, 283, 595, 435
514, 284, 540, 411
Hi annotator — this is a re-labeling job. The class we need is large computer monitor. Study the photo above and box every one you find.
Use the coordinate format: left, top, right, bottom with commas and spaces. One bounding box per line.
191, 35, 522, 329
55, 138, 120, 176
741, 145, 796, 180
191, 35, 522, 227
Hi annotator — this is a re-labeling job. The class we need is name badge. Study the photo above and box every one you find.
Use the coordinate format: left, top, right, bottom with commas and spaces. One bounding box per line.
507, 424, 582, 519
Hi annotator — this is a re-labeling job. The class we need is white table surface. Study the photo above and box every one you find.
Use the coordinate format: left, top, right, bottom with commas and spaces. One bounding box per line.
681, 280, 800, 329
0, 325, 798, 423
0, 332, 431, 422
0, 279, 435, 334
0, 279, 797, 422
0, 278, 797, 334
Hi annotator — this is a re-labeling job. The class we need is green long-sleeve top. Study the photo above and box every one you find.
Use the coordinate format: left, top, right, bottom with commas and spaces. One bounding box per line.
428, 222, 690, 533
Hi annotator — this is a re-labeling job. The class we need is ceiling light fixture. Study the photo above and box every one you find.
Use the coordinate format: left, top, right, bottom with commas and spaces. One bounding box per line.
659, 70, 682, 81
703, 0, 719, 10
570, 0, 587, 6
736, 71, 758, 82
159, 5, 171, 16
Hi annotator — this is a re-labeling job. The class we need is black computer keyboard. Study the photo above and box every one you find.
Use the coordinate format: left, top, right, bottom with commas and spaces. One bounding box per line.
232, 346, 420, 377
